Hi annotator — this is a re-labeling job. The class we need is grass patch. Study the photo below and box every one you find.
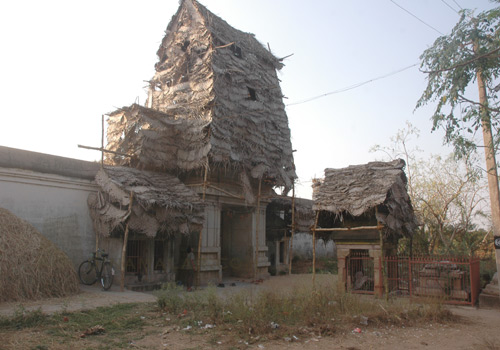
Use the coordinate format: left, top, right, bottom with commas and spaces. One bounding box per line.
0, 302, 151, 349
0, 306, 52, 330
155, 282, 452, 341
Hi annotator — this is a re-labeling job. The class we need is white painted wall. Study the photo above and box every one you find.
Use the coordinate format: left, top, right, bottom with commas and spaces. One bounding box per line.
291, 232, 336, 259
0, 146, 99, 269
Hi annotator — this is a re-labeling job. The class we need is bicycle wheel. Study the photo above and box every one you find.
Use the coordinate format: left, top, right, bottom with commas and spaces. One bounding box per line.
78, 261, 98, 285
100, 262, 114, 291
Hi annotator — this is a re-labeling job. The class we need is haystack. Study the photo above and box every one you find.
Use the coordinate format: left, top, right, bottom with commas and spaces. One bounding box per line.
0, 207, 79, 302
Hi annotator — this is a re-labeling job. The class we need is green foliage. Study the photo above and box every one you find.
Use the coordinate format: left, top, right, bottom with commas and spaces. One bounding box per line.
416, 6, 500, 158
373, 122, 490, 256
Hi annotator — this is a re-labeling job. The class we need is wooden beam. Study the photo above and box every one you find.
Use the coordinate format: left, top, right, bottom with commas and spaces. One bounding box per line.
314, 225, 384, 232
207, 184, 245, 200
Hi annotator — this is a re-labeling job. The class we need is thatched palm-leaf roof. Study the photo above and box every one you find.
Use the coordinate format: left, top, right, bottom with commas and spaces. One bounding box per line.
313, 159, 417, 237
88, 167, 204, 237
106, 104, 210, 171
107, 0, 295, 190
269, 196, 315, 233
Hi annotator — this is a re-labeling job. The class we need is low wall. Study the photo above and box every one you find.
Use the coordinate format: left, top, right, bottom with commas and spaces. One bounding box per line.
291, 232, 336, 259
0, 146, 99, 269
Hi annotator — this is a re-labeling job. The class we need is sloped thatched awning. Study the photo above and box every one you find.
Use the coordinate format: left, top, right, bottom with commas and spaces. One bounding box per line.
88, 166, 204, 237
313, 159, 417, 238
106, 104, 210, 171
268, 196, 315, 234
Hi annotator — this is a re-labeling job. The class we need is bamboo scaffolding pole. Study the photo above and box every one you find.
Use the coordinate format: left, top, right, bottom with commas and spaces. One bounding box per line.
185, 183, 245, 200
120, 192, 134, 292
101, 114, 105, 168
288, 183, 296, 274
375, 207, 388, 300
254, 178, 262, 279
196, 165, 209, 289
95, 115, 106, 252
77, 144, 132, 157
311, 210, 320, 287
207, 184, 245, 199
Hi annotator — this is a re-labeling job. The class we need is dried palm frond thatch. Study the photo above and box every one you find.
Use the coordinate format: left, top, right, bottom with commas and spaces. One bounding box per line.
268, 196, 315, 234
106, 0, 295, 191
0, 207, 79, 302
88, 166, 204, 237
313, 159, 417, 238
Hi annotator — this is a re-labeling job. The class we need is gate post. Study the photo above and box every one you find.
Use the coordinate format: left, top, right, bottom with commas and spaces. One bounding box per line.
337, 247, 350, 291
370, 248, 383, 297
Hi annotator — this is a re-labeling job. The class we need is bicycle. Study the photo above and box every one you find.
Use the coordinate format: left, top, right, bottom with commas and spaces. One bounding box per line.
78, 249, 115, 290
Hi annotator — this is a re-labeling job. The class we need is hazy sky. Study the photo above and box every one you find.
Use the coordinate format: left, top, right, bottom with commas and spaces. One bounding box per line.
0, 0, 496, 198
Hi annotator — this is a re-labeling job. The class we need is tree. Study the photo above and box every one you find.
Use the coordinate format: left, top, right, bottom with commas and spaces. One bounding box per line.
416, 6, 500, 288
371, 123, 488, 256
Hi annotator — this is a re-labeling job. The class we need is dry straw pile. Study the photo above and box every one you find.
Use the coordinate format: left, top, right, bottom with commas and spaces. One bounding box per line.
0, 207, 79, 302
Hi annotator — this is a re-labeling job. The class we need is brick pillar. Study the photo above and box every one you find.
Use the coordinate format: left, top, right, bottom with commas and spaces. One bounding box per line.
370, 248, 383, 297
337, 247, 350, 291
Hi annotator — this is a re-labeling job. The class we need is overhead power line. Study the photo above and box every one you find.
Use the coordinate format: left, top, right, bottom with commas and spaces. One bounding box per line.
389, 0, 444, 36
441, 0, 460, 15
286, 63, 418, 107
452, 0, 463, 10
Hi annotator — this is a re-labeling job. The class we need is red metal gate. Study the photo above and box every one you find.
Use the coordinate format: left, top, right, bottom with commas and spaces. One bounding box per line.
346, 250, 375, 294
384, 256, 480, 305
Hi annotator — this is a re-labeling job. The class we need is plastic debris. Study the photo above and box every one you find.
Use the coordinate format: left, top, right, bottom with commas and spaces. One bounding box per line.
270, 321, 279, 329
360, 316, 368, 325
352, 327, 362, 333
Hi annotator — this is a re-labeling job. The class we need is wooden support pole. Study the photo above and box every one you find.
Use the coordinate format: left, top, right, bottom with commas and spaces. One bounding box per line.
120, 192, 134, 292
254, 178, 262, 279
101, 114, 105, 168
376, 207, 388, 299
312, 210, 320, 287
78, 144, 132, 157
288, 183, 296, 275
196, 165, 209, 288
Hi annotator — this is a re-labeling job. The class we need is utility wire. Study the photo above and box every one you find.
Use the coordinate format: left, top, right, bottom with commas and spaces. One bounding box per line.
452, 0, 463, 10
286, 63, 418, 107
441, 0, 460, 15
389, 0, 444, 36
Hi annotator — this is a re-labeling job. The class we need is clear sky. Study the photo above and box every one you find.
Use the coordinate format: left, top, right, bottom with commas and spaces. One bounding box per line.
0, 0, 496, 198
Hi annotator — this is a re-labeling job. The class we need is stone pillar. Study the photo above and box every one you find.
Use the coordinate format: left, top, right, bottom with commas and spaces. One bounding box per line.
275, 240, 280, 268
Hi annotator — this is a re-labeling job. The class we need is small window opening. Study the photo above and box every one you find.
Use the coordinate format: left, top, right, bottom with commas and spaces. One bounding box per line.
247, 87, 257, 101
230, 44, 242, 58
181, 40, 190, 52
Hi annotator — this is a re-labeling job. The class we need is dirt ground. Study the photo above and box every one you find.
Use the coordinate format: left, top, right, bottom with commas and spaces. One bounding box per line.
1, 274, 500, 350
